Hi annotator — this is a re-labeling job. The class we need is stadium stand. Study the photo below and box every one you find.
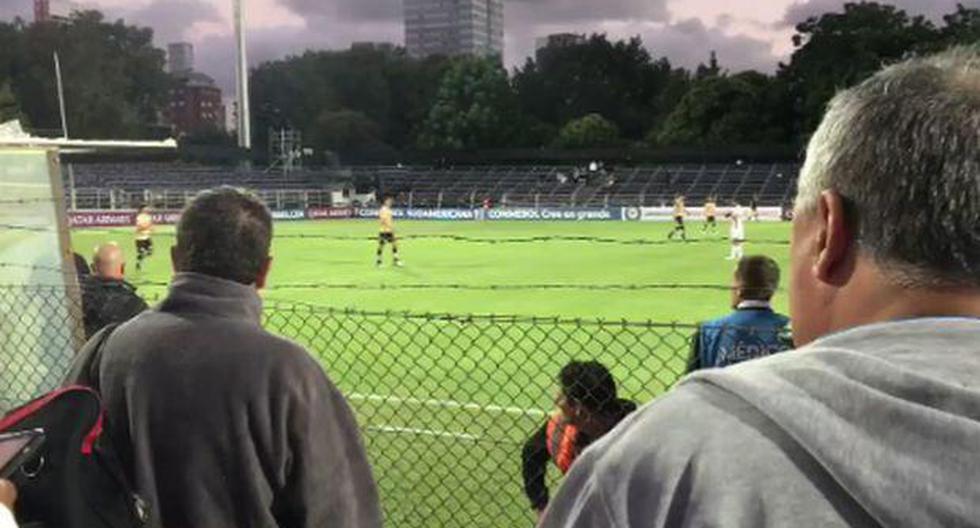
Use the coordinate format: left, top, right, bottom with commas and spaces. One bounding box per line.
65, 163, 800, 209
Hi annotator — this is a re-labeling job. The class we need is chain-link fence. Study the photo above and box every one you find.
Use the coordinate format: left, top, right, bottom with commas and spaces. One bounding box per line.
0, 284, 793, 527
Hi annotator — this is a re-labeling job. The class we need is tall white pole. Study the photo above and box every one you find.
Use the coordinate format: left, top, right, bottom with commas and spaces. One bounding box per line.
234, 0, 251, 150
53, 52, 69, 139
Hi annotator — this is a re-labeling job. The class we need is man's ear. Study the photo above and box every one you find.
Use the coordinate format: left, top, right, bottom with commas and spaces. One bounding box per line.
813, 190, 855, 285
255, 256, 273, 290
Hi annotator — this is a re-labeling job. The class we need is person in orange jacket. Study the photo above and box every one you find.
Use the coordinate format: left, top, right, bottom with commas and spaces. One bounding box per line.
521, 361, 636, 521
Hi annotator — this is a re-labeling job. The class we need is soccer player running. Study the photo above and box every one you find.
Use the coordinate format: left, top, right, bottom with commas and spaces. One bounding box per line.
702, 196, 719, 235
134, 205, 154, 271
667, 195, 687, 241
726, 201, 747, 260
376, 196, 403, 267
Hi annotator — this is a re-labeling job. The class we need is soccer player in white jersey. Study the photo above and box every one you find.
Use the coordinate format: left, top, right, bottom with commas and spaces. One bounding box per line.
726, 202, 747, 260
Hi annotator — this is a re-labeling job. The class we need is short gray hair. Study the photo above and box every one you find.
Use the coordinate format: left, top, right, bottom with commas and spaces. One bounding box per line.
796, 47, 980, 287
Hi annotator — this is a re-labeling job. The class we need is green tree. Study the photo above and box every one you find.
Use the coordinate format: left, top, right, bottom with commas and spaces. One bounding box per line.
513, 35, 682, 142
940, 4, 980, 46
779, 2, 940, 135
0, 82, 23, 123
417, 57, 519, 150
555, 114, 620, 149
313, 109, 385, 154
250, 48, 449, 154
656, 71, 788, 146
180, 126, 236, 147
0, 11, 170, 138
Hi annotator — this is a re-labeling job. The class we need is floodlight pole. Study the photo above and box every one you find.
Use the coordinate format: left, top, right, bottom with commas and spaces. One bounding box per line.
53, 52, 68, 139
233, 0, 251, 150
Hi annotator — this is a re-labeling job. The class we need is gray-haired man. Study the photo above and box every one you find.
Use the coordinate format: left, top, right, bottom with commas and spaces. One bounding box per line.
541, 47, 980, 527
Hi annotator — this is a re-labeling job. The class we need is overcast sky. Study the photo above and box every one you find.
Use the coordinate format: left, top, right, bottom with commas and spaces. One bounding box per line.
2, 0, 976, 93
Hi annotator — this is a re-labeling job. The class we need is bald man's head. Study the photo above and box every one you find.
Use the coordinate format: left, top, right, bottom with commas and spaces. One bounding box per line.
92, 242, 126, 280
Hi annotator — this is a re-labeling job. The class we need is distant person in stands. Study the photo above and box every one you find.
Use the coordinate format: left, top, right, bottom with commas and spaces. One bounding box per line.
702, 196, 718, 234
66, 187, 381, 528
688, 255, 790, 372
541, 47, 980, 528
0, 480, 17, 528
667, 195, 687, 241
522, 361, 635, 522
81, 242, 148, 339
133, 205, 153, 271
376, 196, 403, 267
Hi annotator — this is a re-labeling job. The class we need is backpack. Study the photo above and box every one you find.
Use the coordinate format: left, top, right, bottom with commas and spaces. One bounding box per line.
0, 325, 147, 528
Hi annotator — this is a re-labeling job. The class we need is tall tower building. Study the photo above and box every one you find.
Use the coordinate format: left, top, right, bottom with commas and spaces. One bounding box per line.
404, 0, 503, 60
34, 0, 75, 23
34, 0, 50, 23
167, 42, 195, 75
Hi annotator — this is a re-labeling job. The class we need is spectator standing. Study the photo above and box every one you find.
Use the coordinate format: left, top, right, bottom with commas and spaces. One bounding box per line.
66, 188, 381, 528
80, 243, 148, 339
542, 48, 980, 527
688, 255, 790, 371
522, 361, 635, 521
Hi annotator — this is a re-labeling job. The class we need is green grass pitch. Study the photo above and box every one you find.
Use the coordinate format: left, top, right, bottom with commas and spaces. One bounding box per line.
70, 219, 792, 527
71, 220, 792, 321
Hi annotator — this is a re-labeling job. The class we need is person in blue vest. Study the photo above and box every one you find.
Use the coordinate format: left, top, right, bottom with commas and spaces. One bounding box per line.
689, 255, 791, 371
521, 361, 636, 522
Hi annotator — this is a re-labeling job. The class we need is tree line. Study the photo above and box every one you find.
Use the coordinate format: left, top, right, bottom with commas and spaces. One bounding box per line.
251, 2, 978, 161
0, 2, 977, 160
0, 11, 169, 139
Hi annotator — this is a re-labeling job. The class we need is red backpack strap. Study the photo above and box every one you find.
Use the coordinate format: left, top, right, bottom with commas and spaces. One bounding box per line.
0, 386, 104, 455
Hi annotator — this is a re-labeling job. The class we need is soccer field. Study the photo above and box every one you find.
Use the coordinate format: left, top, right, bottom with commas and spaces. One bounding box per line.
71, 219, 793, 527
71, 219, 792, 321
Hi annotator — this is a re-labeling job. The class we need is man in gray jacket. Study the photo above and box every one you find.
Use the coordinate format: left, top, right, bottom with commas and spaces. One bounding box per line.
68, 187, 381, 528
542, 48, 980, 527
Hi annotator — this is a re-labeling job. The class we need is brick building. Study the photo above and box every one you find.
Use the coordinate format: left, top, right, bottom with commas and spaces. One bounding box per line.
166, 72, 226, 136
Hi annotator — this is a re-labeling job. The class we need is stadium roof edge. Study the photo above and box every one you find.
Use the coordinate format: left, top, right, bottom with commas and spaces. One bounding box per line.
0, 138, 177, 153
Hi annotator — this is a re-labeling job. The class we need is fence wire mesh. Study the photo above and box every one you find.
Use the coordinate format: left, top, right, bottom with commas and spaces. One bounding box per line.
265, 301, 694, 527
0, 284, 792, 527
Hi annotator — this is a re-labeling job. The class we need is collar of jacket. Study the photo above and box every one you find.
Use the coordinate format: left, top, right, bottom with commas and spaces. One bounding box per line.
737, 300, 772, 310
162, 272, 263, 324
88, 276, 139, 292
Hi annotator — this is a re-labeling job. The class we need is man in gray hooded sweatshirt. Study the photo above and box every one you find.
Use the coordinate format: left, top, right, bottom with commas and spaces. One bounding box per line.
68, 187, 381, 528
541, 47, 980, 527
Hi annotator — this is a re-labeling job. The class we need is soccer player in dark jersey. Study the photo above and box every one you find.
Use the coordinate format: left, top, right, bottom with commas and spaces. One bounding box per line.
667, 195, 688, 241
134, 205, 154, 271
376, 196, 403, 267
702, 196, 719, 234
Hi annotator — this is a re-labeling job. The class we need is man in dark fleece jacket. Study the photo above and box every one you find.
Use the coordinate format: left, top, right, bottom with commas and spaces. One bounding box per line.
66, 187, 381, 528
542, 48, 980, 527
